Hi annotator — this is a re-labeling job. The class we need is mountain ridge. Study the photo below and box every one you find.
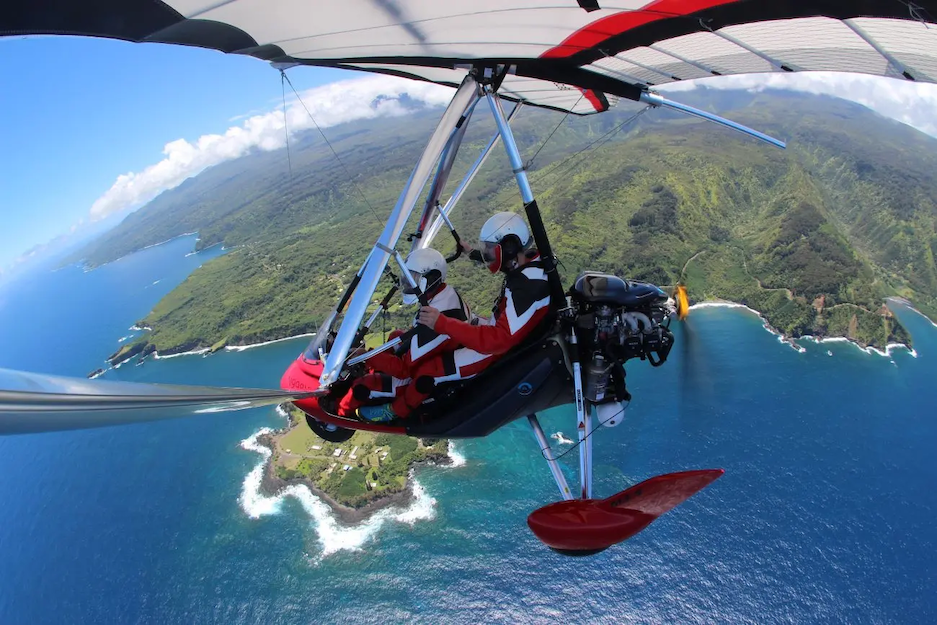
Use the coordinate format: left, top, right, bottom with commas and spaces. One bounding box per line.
78, 88, 937, 358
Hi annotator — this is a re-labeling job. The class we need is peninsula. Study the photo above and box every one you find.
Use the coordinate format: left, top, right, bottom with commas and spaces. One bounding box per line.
259, 405, 450, 522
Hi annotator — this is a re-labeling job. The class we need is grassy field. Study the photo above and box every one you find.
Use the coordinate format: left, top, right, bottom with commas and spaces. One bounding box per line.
270, 406, 446, 508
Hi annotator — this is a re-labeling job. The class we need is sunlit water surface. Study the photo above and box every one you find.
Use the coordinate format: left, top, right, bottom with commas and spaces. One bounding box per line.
1, 235, 935, 623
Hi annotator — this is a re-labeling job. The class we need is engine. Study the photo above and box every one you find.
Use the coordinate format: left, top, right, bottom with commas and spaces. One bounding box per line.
569, 272, 675, 415
588, 302, 674, 366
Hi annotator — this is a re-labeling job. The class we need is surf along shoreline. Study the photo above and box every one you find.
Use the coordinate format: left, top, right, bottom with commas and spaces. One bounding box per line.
93, 295, 927, 378
86, 230, 928, 368
688, 298, 920, 357
253, 407, 453, 526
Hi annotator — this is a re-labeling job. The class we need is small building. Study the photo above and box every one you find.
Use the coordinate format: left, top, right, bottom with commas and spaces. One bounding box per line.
343, 464, 351, 471
333, 448, 343, 457
311, 445, 321, 451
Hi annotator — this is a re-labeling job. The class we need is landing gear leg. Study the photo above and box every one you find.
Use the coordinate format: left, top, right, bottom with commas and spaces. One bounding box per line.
527, 414, 572, 501
567, 329, 592, 499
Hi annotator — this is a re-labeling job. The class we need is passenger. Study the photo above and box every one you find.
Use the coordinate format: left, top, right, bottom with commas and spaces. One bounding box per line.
337, 247, 470, 416
357, 212, 551, 422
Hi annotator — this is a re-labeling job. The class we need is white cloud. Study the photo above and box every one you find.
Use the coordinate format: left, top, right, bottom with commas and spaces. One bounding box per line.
91, 70, 937, 223
659, 72, 937, 138
89, 75, 454, 221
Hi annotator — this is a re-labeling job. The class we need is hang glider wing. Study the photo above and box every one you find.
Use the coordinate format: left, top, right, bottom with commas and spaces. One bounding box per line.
0, 368, 319, 434
3, 1, 936, 114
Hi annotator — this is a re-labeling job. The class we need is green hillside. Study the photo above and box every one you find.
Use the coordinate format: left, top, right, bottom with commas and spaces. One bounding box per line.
83, 89, 937, 356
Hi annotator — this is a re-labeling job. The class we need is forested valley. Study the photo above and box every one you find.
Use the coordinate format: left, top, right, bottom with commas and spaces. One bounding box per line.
77, 88, 937, 358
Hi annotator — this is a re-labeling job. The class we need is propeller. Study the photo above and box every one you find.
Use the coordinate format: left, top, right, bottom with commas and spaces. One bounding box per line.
672, 281, 710, 410
0, 367, 322, 435
671, 280, 722, 412
674, 283, 690, 321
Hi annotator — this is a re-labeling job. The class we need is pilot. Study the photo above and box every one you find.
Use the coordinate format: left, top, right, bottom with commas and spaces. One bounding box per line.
338, 247, 470, 416
357, 212, 551, 422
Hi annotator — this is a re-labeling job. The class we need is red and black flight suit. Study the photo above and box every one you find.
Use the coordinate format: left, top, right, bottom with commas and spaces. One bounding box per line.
337, 283, 470, 415
388, 258, 552, 418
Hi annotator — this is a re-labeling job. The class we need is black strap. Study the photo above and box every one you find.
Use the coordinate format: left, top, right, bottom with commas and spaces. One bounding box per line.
445, 229, 464, 263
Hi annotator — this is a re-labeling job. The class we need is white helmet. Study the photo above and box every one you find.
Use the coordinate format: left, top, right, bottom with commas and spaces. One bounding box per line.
401, 248, 447, 305
479, 212, 532, 273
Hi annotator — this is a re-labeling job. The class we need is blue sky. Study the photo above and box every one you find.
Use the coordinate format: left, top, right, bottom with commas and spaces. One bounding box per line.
0, 36, 352, 269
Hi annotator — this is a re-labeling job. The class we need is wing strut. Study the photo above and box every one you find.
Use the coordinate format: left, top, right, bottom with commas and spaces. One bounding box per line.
319, 74, 481, 386
421, 103, 523, 248
639, 91, 786, 149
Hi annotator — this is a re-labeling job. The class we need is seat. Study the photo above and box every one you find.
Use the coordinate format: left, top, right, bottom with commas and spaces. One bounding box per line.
407, 330, 572, 438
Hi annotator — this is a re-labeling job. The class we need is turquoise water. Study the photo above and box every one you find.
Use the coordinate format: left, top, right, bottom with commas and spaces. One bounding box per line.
1, 236, 935, 623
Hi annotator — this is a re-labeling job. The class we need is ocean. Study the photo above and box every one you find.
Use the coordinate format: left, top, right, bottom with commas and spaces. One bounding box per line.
1, 234, 935, 624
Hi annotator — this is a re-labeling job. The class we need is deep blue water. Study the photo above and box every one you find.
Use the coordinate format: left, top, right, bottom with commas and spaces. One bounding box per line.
1, 236, 936, 624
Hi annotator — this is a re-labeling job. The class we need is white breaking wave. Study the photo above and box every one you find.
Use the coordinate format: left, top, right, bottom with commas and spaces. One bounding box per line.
139, 232, 197, 251
865, 343, 917, 358
800, 334, 916, 358
551, 432, 574, 445
887, 297, 937, 331
153, 347, 210, 360
225, 333, 315, 352
688, 301, 750, 310
117, 335, 133, 343
447, 441, 466, 468
239, 427, 437, 558
690, 301, 922, 358
690, 301, 805, 353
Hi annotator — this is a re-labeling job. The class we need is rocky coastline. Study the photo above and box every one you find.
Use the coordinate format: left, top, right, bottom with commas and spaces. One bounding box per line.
255, 424, 451, 525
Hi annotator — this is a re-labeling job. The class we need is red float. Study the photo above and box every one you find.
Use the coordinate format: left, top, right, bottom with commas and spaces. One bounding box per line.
527, 469, 724, 554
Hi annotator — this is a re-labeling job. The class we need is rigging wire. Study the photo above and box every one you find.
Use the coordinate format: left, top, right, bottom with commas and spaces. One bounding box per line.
543, 400, 630, 462
280, 71, 293, 179
454, 100, 648, 258
524, 91, 584, 171
899, 0, 932, 27
280, 70, 385, 229
529, 105, 651, 188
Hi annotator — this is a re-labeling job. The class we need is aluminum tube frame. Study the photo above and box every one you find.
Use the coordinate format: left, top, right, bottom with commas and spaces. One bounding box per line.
364, 306, 383, 329
346, 336, 402, 367
304, 248, 371, 359
390, 248, 420, 291
640, 92, 786, 149
486, 87, 566, 308
410, 101, 477, 253
437, 207, 456, 232
320, 75, 480, 386
485, 88, 534, 203
421, 103, 522, 248
569, 331, 592, 499
528, 414, 573, 501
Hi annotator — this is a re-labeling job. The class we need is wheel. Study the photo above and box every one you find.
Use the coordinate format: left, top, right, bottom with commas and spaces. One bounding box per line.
304, 414, 355, 443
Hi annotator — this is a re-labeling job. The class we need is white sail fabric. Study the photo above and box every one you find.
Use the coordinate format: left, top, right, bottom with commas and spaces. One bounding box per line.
587, 17, 937, 87
2, 1, 937, 112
